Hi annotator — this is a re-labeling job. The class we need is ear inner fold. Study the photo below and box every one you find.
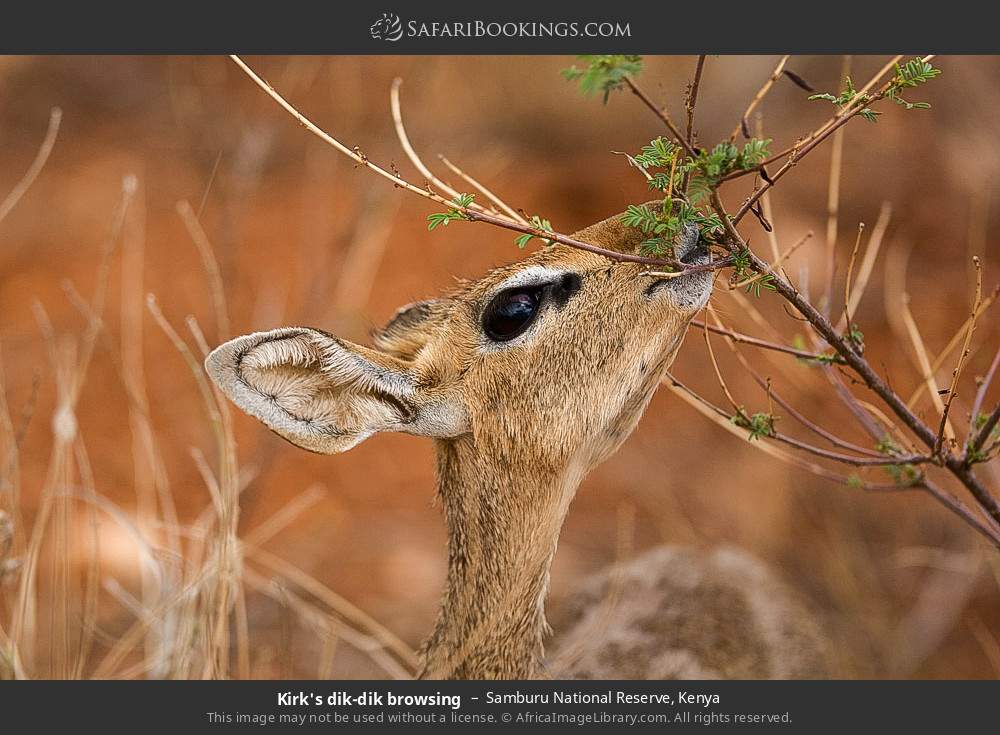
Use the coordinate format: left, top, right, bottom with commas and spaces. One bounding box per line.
206, 327, 417, 454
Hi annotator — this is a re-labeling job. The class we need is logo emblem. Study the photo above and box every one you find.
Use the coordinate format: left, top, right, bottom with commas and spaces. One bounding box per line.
370, 13, 403, 42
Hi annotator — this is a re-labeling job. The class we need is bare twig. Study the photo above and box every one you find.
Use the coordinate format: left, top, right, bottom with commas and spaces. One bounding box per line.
690, 319, 842, 363
906, 286, 999, 408
970, 347, 1000, 441
731, 56, 916, 224
711, 190, 1000, 527
731, 55, 789, 141
390, 78, 482, 211
685, 56, 706, 147
934, 257, 983, 455
230, 55, 710, 272
622, 76, 699, 159
176, 200, 231, 341
842, 222, 865, 330
731, 230, 813, 290
837, 201, 892, 333
438, 155, 528, 224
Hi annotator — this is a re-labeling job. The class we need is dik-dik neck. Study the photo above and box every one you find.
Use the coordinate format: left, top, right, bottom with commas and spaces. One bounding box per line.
419, 435, 584, 679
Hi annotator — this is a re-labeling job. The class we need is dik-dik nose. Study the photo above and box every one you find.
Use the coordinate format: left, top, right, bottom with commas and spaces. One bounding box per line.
642, 224, 713, 312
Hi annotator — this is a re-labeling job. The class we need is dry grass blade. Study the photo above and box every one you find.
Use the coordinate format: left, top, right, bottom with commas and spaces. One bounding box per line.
241, 568, 409, 680
176, 200, 230, 341
822, 56, 851, 314
329, 194, 400, 322
245, 545, 419, 675
0, 108, 62, 228
900, 293, 951, 437
243, 484, 326, 548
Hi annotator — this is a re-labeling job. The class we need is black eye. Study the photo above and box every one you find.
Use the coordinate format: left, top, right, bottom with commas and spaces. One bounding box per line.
482, 287, 543, 342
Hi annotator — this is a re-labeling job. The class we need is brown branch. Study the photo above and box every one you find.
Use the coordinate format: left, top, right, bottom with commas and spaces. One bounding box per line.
623, 76, 699, 159
934, 256, 982, 456
730, 56, 917, 223
700, 322, 926, 468
842, 222, 865, 329
906, 285, 999, 408
704, 306, 883, 458
921, 479, 1000, 549
230, 55, 715, 273
719, 56, 906, 185
668, 376, 924, 489
969, 347, 1000, 434
685, 56, 706, 146
691, 319, 842, 363
669, 376, 1000, 550
730, 55, 789, 141
968, 403, 1000, 461
711, 190, 1000, 527
773, 431, 929, 467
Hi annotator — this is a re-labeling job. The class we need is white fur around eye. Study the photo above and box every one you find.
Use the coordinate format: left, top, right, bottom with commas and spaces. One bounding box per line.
490, 266, 568, 294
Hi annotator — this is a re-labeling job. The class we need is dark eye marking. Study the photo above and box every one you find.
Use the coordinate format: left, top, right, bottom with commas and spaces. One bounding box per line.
550, 272, 582, 308
481, 272, 583, 343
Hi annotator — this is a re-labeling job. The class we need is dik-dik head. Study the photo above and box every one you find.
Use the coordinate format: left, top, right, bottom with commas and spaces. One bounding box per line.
205, 205, 711, 474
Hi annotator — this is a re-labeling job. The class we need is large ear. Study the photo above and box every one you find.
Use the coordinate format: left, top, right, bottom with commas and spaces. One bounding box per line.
205, 327, 467, 454
372, 298, 453, 360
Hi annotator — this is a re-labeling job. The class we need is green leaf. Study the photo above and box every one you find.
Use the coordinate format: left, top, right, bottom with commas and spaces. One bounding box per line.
745, 273, 776, 297
732, 410, 777, 441
562, 55, 643, 103
427, 193, 475, 232
738, 138, 771, 169
513, 214, 555, 249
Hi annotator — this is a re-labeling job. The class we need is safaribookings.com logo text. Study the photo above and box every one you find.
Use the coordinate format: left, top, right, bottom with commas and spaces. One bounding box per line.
370, 13, 631, 42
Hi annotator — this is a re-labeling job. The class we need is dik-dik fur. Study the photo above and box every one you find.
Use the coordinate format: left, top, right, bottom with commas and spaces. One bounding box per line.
205, 204, 835, 679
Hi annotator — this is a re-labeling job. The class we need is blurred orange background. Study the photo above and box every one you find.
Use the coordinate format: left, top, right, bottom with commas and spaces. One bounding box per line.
0, 55, 997, 679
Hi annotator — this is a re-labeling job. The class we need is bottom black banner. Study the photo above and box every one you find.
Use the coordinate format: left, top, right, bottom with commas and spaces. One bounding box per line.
0, 680, 995, 733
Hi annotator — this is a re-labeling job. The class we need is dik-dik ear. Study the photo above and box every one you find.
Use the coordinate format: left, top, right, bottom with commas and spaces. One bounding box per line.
205, 327, 467, 454
372, 298, 452, 360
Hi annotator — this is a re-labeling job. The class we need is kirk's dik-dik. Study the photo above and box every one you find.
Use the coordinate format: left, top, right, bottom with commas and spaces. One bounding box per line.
206, 205, 834, 679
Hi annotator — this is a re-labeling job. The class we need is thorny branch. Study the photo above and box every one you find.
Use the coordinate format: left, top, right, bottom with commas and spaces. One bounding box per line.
229, 56, 721, 275
229, 55, 1000, 549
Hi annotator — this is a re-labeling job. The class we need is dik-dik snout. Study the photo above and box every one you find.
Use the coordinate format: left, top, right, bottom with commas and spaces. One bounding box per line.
204, 206, 711, 471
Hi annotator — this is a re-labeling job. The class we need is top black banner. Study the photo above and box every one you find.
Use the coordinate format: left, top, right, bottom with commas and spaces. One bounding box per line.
1, 1, 998, 54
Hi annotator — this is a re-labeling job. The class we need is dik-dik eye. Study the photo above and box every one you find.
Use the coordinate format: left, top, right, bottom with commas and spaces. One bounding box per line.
482, 286, 543, 342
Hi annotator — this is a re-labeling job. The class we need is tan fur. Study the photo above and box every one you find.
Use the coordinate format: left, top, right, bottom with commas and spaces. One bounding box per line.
206, 204, 835, 679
